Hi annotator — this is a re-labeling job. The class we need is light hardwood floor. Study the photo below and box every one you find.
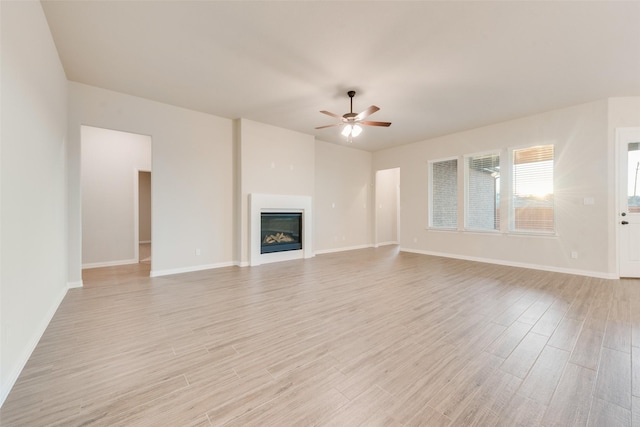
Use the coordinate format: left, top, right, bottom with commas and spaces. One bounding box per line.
1, 246, 639, 426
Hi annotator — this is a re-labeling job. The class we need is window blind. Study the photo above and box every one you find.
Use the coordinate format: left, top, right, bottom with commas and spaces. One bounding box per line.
512, 145, 554, 232
430, 159, 458, 228
466, 153, 500, 230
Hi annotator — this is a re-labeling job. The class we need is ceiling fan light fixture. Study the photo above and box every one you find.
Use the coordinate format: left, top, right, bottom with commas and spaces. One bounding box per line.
341, 124, 363, 138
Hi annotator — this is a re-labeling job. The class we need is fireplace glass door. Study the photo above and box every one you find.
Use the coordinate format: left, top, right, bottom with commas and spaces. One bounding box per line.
260, 212, 302, 254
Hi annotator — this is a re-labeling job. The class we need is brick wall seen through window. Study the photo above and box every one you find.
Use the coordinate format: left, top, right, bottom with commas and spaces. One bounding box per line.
466, 154, 500, 231
430, 159, 458, 228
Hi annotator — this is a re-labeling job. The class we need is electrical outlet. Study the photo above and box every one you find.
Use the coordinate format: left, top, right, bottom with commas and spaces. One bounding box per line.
571, 251, 578, 259
195, 248, 201, 256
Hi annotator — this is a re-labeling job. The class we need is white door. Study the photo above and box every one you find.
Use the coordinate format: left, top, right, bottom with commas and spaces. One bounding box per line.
618, 128, 640, 278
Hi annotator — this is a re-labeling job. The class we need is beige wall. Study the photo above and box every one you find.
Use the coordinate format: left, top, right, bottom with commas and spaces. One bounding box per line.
68, 83, 235, 279
81, 126, 151, 267
68, 90, 378, 277
237, 119, 316, 265
68, 88, 637, 279
375, 168, 400, 245
1, 1, 69, 405
314, 141, 373, 253
373, 99, 625, 278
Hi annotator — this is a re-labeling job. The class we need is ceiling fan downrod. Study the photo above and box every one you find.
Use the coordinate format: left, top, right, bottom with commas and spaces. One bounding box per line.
345, 91, 357, 119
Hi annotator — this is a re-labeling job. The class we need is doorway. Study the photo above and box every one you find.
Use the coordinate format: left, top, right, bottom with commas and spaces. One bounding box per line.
80, 125, 152, 272
137, 171, 152, 265
375, 168, 400, 247
617, 127, 640, 278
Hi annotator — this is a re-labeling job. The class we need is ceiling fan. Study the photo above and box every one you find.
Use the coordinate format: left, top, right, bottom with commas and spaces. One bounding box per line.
315, 90, 391, 142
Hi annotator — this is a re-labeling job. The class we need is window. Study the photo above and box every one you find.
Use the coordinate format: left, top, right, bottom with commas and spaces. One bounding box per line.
465, 153, 500, 231
429, 158, 458, 229
511, 145, 554, 232
628, 142, 640, 213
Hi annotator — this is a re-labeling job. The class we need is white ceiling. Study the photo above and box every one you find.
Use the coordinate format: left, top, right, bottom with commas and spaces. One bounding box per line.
41, 1, 640, 152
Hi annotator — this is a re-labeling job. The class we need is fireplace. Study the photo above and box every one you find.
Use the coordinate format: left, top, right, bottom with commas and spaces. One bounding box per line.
249, 193, 313, 266
261, 212, 302, 254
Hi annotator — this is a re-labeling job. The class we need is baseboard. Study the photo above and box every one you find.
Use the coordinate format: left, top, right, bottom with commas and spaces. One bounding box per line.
67, 280, 83, 289
374, 241, 398, 248
82, 259, 137, 269
399, 247, 618, 280
314, 244, 374, 255
150, 261, 236, 277
0, 285, 68, 408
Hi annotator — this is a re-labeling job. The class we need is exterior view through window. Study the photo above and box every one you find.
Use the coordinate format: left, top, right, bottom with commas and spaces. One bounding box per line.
628, 142, 640, 213
430, 159, 458, 229
466, 153, 500, 231
511, 145, 554, 232
429, 145, 554, 234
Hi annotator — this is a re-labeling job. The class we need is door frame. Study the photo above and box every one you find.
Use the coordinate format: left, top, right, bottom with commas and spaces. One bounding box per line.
133, 169, 152, 263
615, 127, 640, 278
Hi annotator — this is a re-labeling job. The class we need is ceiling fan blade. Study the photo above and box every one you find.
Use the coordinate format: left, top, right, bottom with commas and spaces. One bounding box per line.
360, 120, 392, 127
315, 123, 342, 130
355, 105, 380, 121
320, 110, 344, 120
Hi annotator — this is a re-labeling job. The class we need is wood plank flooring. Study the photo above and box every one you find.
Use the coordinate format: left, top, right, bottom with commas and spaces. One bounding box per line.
2, 246, 640, 426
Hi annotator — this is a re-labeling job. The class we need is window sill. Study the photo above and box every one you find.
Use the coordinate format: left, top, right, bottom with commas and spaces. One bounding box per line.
463, 228, 501, 235
507, 231, 558, 238
426, 227, 558, 238
427, 227, 458, 232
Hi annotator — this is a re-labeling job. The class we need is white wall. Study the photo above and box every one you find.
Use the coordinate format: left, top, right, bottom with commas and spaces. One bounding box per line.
373, 99, 619, 278
314, 140, 373, 253
68, 83, 234, 279
81, 126, 151, 267
0, 1, 69, 405
375, 168, 399, 245
237, 119, 315, 265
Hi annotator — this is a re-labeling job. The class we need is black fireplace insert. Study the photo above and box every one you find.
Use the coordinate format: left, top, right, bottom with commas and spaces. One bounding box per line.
261, 212, 302, 254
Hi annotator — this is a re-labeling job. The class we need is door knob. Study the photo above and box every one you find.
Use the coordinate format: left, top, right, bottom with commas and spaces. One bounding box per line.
621, 212, 627, 216
622, 221, 629, 225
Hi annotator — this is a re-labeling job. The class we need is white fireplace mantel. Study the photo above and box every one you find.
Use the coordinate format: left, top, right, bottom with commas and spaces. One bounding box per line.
249, 193, 313, 266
